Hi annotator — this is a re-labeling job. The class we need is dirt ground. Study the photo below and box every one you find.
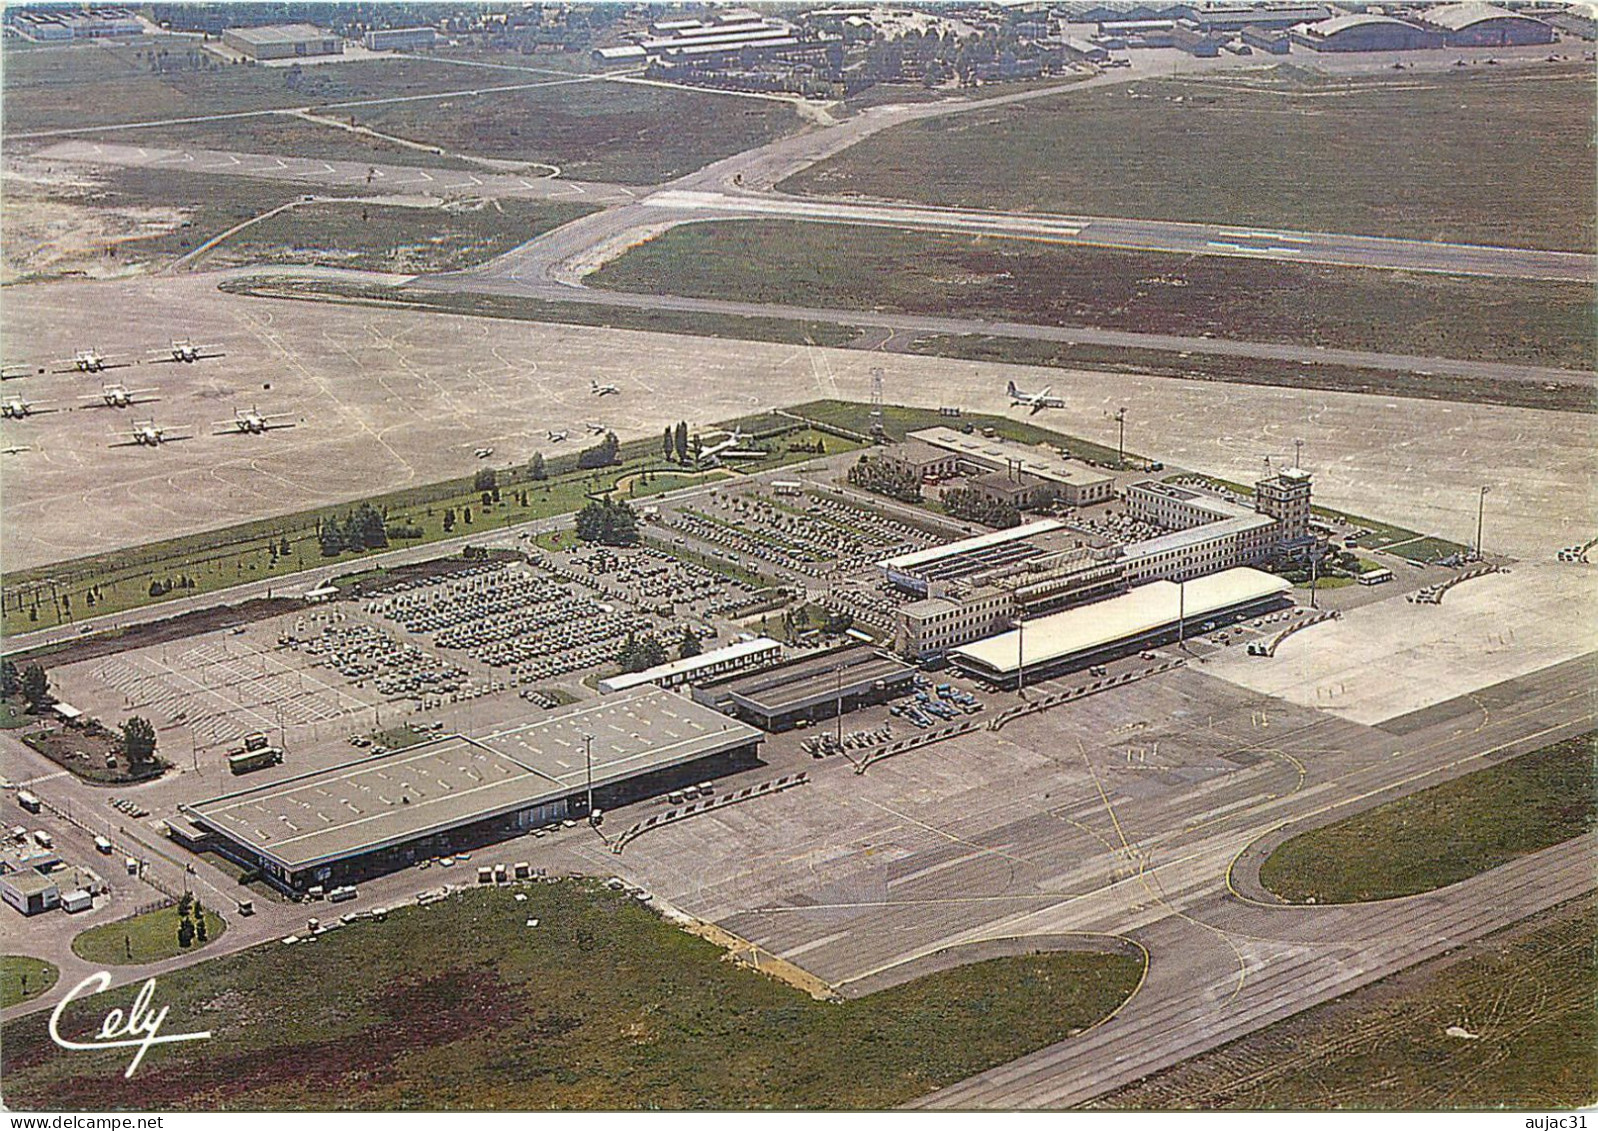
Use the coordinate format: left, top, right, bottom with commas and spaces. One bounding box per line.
0, 272, 1592, 574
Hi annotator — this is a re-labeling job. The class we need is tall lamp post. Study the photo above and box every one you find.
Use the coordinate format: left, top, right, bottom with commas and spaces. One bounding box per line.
1114, 407, 1127, 469
1475, 485, 1491, 562
583, 733, 594, 821
1015, 612, 1026, 698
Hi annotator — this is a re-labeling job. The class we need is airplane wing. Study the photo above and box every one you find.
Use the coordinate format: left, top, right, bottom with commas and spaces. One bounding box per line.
262, 419, 297, 431
1029, 402, 1043, 415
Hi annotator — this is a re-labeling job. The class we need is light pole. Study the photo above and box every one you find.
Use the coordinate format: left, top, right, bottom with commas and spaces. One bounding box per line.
1114, 408, 1127, 469
1015, 611, 1026, 697
584, 733, 594, 820
1475, 485, 1491, 561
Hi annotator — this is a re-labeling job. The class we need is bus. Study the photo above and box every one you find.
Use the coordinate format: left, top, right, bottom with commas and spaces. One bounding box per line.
1357, 567, 1395, 586
228, 747, 284, 775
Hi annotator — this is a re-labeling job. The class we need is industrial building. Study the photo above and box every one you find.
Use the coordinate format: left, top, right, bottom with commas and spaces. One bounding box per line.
1, 870, 60, 916
1414, 3, 1554, 45
1187, 4, 1329, 33
363, 26, 438, 51
6, 7, 141, 40
1291, 14, 1445, 51
222, 24, 344, 61
693, 646, 915, 731
1241, 24, 1294, 52
173, 687, 763, 892
596, 636, 783, 694
950, 568, 1292, 686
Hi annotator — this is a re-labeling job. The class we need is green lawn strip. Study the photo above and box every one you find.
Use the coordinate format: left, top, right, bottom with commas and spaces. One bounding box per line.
0, 956, 58, 1010
1, 438, 816, 638
3, 881, 1141, 1110
219, 274, 863, 348
781, 69, 1595, 252
71, 904, 228, 966
587, 221, 1595, 372
904, 332, 1593, 416
1259, 732, 1596, 904
1091, 901, 1597, 1111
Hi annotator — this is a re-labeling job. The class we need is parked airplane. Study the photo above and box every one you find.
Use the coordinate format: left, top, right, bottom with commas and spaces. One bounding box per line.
214, 406, 294, 435
590, 380, 619, 397
584, 422, 609, 435
1007, 380, 1067, 414
54, 348, 120, 374
546, 429, 569, 443
697, 427, 764, 465
1, 396, 54, 419
150, 339, 224, 364
81, 384, 159, 409
110, 420, 189, 447
1, 444, 34, 455
474, 447, 495, 459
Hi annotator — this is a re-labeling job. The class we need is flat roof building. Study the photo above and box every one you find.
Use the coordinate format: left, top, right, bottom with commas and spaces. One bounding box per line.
693, 646, 915, 731
364, 27, 438, 51
951, 568, 1291, 685
907, 427, 1116, 507
223, 24, 343, 60
596, 637, 782, 694
177, 687, 762, 891
880, 519, 1067, 594
1, 870, 60, 917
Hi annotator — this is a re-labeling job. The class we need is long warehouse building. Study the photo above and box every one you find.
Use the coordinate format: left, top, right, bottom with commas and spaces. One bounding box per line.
950, 568, 1291, 686
171, 687, 762, 892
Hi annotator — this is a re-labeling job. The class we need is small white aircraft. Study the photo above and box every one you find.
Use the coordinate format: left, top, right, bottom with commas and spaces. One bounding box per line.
214, 406, 295, 435
697, 427, 764, 465
80, 383, 159, 409
1, 396, 54, 419
590, 380, 619, 397
1007, 380, 1066, 415
584, 422, 607, 435
546, 429, 569, 443
474, 447, 495, 459
110, 419, 190, 448
1, 444, 34, 455
150, 339, 224, 365
54, 348, 119, 374
1, 364, 34, 382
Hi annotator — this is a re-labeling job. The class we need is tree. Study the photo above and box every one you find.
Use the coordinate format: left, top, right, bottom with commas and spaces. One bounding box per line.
575, 499, 638, 546
318, 520, 345, 557
20, 664, 49, 709
674, 420, 689, 464
194, 900, 208, 943
474, 467, 497, 494
0, 659, 17, 699
122, 716, 158, 768
662, 426, 674, 459
443, 507, 456, 532
177, 914, 195, 949
576, 431, 619, 470
529, 452, 547, 481
678, 628, 702, 660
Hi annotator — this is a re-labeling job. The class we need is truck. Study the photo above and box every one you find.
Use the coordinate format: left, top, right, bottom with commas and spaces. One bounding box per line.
241, 732, 271, 753
94, 835, 113, 855
16, 790, 41, 814
228, 746, 284, 775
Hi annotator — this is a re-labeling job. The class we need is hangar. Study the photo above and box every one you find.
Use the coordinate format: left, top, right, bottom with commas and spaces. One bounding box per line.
1291, 14, 1445, 51
950, 567, 1292, 687
174, 687, 763, 892
1415, 3, 1554, 46
222, 24, 344, 60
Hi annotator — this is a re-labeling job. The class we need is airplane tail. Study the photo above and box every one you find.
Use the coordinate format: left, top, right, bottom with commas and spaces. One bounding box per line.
1007, 381, 1018, 397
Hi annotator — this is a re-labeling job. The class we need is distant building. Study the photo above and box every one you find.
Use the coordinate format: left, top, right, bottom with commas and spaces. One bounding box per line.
592, 43, 648, 65
1241, 23, 1293, 52
1414, 3, 1554, 46
901, 427, 1116, 508
364, 26, 437, 51
596, 637, 783, 694
223, 23, 344, 60
1187, 4, 1328, 33
7, 6, 141, 41
1291, 14, 1445, 51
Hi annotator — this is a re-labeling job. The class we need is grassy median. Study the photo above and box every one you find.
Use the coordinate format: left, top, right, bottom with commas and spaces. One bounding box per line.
4, 881, 1143, 1110
1259, 732, 1596, 904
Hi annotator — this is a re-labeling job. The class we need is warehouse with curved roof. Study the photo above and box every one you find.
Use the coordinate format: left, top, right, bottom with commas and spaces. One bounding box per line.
1292, 13, 1445, 51
1416, 3, 1554, 45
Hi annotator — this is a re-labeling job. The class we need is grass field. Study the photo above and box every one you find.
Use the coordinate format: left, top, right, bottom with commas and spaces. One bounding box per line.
2, 881, 1143, 1110
78, 112, 478, 170
1, 415, 856, 639
204, 198, 598, 275
1093, 900, 1597, 1110
345, 77, 801, 184
783, 70, 1596, 252
0, 956, 58, 1010
589, 221, 1596, 372
1259, 732, 1596, 904
71, 903, 228, 966
1, 41, 495, 134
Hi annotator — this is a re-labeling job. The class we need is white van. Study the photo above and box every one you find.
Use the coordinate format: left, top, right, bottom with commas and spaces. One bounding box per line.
94, 836, 113, 855
32, 829, 52, 849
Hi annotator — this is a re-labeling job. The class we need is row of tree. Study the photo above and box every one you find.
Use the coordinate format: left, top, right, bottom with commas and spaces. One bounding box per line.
575, 498, 639, 547
318, 502, 389, 557
614, 628, 703, 674
941, 487, 1022, 530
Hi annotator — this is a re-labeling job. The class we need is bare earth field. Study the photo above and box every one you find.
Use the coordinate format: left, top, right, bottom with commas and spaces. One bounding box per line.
1, 273, 1593, 571
782, 69, 1597, 252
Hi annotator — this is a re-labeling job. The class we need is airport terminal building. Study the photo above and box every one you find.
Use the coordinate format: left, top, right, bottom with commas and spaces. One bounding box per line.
171, 687, 762, 893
